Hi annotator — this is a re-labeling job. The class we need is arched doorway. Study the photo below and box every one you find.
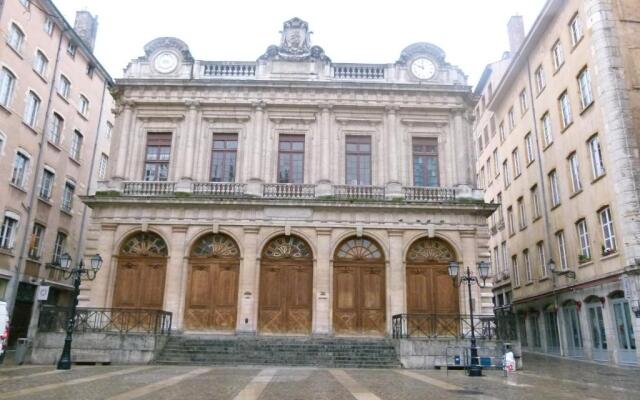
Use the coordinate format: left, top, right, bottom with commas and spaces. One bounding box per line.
113, 232, 168, 309
258, 235, 313, 335
184, 233, 240, 331
333, 237, 386, 336
405, 237, 458, 336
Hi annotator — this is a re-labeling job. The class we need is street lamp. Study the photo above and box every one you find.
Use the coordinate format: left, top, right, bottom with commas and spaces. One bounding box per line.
448, 260, 490, 377
56, 253, 102, 370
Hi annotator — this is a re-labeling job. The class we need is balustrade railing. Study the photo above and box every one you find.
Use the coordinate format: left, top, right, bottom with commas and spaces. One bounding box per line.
263, 183, 315, 199
202, 62, 256, 77
38, 306, 172, 335
392, 314, 496, 339
333, 185, 385, 200
192, 182, 246, 197
122, 181, 175, 196
404, 186, 456, 202
333, 64, 386, 80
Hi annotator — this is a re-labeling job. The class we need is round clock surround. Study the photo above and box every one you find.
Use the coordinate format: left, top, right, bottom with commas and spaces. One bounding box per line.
153, 51, 179, 74
410, 57, 437, 80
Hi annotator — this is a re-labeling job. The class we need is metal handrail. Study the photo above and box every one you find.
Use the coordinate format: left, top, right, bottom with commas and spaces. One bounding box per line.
392, 313, 496, 339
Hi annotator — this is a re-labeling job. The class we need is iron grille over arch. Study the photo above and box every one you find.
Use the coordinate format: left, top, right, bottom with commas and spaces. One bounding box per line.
119, 232, 168, 257
190, 233, 240, 258
406, 237, 455, 263
335, 237, 384, 261
262, 235, 312, 260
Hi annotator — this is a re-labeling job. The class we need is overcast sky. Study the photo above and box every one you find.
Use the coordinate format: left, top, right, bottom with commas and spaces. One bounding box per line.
53, 0, 546, 87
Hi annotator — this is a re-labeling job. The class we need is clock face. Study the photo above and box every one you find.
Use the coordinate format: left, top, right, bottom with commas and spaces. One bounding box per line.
154, 51, 178, 73
410, 58, 436, 80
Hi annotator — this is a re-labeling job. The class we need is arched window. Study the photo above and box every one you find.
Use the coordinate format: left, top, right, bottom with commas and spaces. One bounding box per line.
335, 237, 383, 261
262, 235, 312, 260
406, 237, 455, 263
190, 233, 239, 258
120, 232, 168, 256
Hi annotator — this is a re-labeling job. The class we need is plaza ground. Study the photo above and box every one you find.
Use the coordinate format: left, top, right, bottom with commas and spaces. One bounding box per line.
0, 352, 637, 399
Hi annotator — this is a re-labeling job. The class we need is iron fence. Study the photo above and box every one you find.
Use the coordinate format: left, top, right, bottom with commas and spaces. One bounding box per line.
392, 313, 496, 339
38, 306, 172, 335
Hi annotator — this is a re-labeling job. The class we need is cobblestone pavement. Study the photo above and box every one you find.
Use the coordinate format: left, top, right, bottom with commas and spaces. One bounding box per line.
0, 352, 638, 400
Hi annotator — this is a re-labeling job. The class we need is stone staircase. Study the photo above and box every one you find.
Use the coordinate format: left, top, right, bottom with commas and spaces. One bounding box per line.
155, 335, 401, 368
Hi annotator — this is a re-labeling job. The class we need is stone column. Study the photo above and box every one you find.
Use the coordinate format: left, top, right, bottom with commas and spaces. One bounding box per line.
113, 103, 133, 180
182, 101, 200, 180
89, 224, 117, 307
237, 227, 260, 334
388, 230, 405, 323
165, 225, 187, 330
314, 228, 332, 335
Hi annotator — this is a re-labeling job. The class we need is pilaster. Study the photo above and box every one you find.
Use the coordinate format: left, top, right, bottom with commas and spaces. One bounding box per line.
113, 102, 133, 180
388, 230, 405, 320
313, 228, 332, 335
166, 225, 188, 330
237, 226, 260, 334
90, 223, 117, 307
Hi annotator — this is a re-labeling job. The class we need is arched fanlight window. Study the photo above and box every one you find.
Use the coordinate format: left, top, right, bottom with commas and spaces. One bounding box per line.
120, 232, 168, 256
191, 233, 239, 258
335, 237, 383, 261
406, 238, 455, 263
262, 235, 312, 259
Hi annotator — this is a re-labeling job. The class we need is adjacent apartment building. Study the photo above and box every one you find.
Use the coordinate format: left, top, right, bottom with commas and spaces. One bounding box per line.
80, 18, 496, 338
474, 0, 640, 365
0, 0, 113, 345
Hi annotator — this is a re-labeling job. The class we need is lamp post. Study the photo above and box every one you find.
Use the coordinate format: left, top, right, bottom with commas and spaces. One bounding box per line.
56, 253, 102, 370
448, 260, 490, 377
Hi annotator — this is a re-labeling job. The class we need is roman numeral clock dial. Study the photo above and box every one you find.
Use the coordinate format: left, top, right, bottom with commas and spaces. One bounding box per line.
410, 57, 436, 80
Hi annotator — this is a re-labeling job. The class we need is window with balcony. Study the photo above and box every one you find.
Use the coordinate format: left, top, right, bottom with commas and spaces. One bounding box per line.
556, 230, 568, 270
576, 219, 591, 261
512, 255, 520, 286
552, 40, 565, 71
48, 112, 63, 145
559, 91, 573, 129
568, 152, 582, 193
58, 75, 71, 98
0, 212, 19, 250
570, 14, 584, 46
28, 223, 45, 259
53, 232, 67, 265
548, 169, 561, 207
525, 133, 535, 164
345, 135, 371, 185
537, 241, 547, 278
0, 68, 16, 107
588, 135, 605, 179
144, 133, 172, 181
7, 24, 25, 53
578, 68, 593, 110
34, 50, 48, 77
210, 134, 238, 182
599, 206, 616, 253
24, 91, 41, 127
39, 168, 54, 199
531, 184, 541, 219
278, 135, 305, 184
535, 65, 546, 93
61, 181, 75, 212
11, 151, 30, 187
541, 112, 553, 147
70, 130, 83, 160
524, 249, 532, 282
412, 137, 439, 187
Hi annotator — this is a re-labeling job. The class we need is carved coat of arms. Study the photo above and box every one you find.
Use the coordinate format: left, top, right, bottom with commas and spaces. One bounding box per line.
259, 17, 330, 62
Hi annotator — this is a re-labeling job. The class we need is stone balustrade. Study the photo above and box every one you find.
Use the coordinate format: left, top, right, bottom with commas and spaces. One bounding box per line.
333, 64, 386, 80
263, 183, 316, 199
333, 185, 386, 201
202, 62, 256, 78
192, 182, 247, 197
403, 186, 456, 202
122, 181, 176, 196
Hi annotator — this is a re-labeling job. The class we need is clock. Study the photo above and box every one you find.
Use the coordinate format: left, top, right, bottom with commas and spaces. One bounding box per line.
410, 57, 436, 80
154, 51, 179, 74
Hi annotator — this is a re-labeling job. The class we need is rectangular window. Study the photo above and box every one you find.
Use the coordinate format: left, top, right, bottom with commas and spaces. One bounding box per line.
556, 230, 568, 270
53, 232, 67, 264
541, 112, 553, 147
499, 122, 505, 142
8, 24, 25, 53
512, 255, 520, 286
24, 91, 41, 127
508, 107, 515, 130
599, 206, 616, 253
549, 169, 561, 207
58, 75, 71, 98
0, 68, 16, 107
525, 133, 535, 163
552, 41, 565, 71
493, 149, 499, 177
70, 130, 83, 160
278, 135, 305, 184
486, 159, 491, 183
61, 181, 75, 212
496, 192, 504, 225
98, 153, 109, 179
519, 89, 528, 114
507, 206, 515, 236
537, 241, 547, 278
210, 134, 238, 182
568, 152, 582, 193
559, 91, 573, 129
39, 168, 54, 199
493, 247, 500, 276
531, 185, 541, 219
49, 113, 63, 145
78, 95, 89, 115
518, 197, 527, 229
576, 219, 591, 260
11, 152, 30, 187
501, 242, 509, 274
588, 135, 606, 178
524, 249, 532, 282
512, 148, 521, 177
0, 215, 19, 250
570, 14, 584, 46
44, 17, 54, 36
144, 133, 172, 181
490, 116, 496, 137
67, 41, 77, 57
345, 135, 371, 185
34, 50, 48, 77
483, 127, 489, 147
412, 137, 439, 187
502, 160, 510, 187
28, 224, 45, 259
578, 68, 593, 109
479, 167, 485, 189
535, 65, 546, 93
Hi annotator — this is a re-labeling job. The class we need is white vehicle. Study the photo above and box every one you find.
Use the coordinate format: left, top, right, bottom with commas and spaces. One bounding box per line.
0, 301, 9, 359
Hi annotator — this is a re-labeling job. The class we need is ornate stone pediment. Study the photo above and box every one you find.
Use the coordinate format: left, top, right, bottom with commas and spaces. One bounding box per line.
259, 18, 330, 62
143, 37, 193, 62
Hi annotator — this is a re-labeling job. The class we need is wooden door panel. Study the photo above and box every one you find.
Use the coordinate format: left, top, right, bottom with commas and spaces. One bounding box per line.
259, 263, 312, 334
361, 268, 384, 309
334, 311, 358, 334
259, 265, 286, 333
333, 264, 385, 336
189, 264, 211, 307
139, 263, 165, 309
434, 267, 458, 314
215, 265, 239, 307
335, 268, 357, 310
288, 266, 312, 308
113, 261, 140, 308
406, 267, 430, 313
361, 309, 386, 335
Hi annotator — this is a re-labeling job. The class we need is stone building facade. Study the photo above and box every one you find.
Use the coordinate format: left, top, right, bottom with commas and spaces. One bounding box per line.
83, 18, 495, 337
0, 0, 113, 344
474, 0, 640, 365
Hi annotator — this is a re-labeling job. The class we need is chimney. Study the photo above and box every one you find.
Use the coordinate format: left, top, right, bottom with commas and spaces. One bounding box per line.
73, 11, 98, 52
507, 15, 525, 56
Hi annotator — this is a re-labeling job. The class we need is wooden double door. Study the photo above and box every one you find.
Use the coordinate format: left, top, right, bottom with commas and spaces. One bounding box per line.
113, 257, 166, 309
333, 264, 386, 336
259, 263, 313, 334
184, 261, 239, 331
406, 264, 459, 336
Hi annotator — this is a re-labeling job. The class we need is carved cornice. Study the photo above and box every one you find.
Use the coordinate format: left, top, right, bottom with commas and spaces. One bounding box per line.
137, 112, 185, 122
202, 114, 251, 123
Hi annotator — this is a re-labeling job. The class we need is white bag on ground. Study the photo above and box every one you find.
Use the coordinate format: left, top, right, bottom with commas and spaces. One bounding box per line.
504, 351, 516, 372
